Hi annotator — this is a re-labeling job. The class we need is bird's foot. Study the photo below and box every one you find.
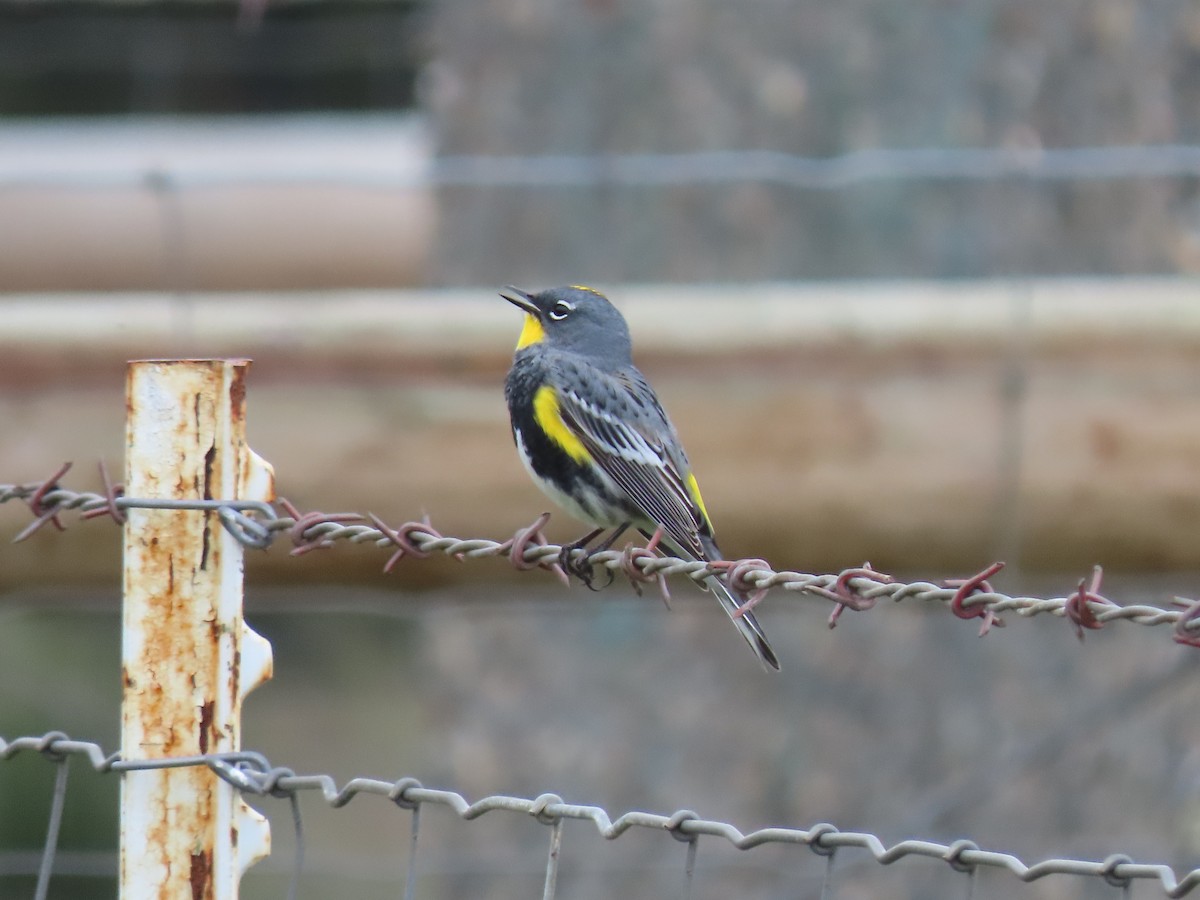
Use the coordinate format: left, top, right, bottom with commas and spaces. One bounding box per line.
559, 523, 631, 590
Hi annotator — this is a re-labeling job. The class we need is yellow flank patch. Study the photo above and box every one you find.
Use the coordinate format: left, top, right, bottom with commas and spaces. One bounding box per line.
533, 385, 591, 463
516, 313, 545, 349
686, 473, 713, 530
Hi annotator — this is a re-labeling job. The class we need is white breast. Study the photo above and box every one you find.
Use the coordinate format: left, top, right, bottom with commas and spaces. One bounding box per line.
513, 426, 628, 528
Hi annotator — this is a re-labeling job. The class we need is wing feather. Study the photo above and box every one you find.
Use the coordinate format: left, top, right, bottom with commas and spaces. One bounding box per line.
554, 369, 707, 557
550, 363, 780, 669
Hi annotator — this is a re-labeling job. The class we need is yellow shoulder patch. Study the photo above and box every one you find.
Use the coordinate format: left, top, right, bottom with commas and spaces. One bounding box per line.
516, 313, 545, 349
533, 385, 592, 463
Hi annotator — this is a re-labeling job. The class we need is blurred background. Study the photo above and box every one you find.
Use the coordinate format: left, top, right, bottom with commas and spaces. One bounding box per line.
3, 0, 1200, 898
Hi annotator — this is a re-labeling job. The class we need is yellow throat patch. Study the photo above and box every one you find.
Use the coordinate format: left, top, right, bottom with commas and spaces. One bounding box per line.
516, 313, 545, 349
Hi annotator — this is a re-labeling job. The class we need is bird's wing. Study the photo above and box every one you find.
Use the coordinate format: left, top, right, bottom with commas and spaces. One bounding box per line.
554, 365, 708, 558
556, 364, 781, 670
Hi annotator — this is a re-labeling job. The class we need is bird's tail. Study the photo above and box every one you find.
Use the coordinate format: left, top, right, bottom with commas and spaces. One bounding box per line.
654, 531, 781, 670
690, 532, 780, 670
706, 573, 781, 671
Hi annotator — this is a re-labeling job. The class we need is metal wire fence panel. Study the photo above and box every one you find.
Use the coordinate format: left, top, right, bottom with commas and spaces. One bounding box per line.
5, 127, 1200, 286
5, 465, 1200, 897
4, 733, 1200, 899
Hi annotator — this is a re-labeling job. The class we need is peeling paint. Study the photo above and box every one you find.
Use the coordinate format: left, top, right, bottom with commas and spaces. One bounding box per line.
120, 359, 273, 899
197, 701, 214, 755
189, 848, 212, 900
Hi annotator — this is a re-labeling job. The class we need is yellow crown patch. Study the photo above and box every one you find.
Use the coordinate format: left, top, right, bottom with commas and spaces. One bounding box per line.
568, 284, 604, 296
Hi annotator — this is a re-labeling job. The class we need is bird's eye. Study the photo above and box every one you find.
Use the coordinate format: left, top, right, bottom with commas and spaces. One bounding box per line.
548, 301, 574, 321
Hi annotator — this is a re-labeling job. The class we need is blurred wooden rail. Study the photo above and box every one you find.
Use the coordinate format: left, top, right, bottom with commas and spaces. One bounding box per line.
0, 115, 431, 292
3, 278, 1200, 594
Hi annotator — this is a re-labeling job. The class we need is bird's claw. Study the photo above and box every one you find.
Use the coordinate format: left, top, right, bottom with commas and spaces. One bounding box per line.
559, 544, 614, 590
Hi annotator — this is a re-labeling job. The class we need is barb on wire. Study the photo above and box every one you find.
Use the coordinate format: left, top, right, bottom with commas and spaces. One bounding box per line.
620, 542, 671, 606
4, 732, 1200, 898
12, 461, 73, 542
81, 460, 125, 525
278, 498, 364, 556
4, 464, 1200, 647
799, 561, 894, 628
947, 561, 1007, 636
498, 511, 570, 584
1066, 565, 1117, 641
1172, 597, 1200, 648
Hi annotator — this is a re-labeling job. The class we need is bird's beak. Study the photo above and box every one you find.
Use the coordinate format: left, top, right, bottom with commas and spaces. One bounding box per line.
500, 286, 539, 317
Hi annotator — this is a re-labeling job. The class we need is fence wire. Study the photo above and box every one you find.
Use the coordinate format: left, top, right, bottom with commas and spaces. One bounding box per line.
3, 732, 1200, 899
6, 463, 1200, 897
4, 463, 1200, 649
4, 143, 1200, 190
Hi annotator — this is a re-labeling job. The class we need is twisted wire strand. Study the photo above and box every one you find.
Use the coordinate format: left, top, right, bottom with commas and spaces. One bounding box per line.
4, 472, 1200, 645
2, 733, 1198, 897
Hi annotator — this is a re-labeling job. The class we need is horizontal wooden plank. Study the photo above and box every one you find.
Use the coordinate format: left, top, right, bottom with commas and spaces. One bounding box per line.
2, 280, 1199, 592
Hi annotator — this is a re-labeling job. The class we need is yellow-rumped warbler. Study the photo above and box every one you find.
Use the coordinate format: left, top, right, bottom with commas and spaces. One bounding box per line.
502, 284, 780, 670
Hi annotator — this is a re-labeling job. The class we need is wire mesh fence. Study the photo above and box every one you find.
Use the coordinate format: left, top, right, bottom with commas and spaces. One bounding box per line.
6, 126, 1200, 289
6, 731, 1200, 899
5, 450, 1200, 898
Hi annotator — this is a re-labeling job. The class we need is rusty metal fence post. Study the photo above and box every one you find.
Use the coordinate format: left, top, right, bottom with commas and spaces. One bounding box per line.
120, 359, 274, 898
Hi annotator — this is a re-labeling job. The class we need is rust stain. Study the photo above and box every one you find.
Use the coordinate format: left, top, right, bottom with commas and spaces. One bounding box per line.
199, 525, 211, 572
160, 721, 182, 756
197, 701, 214, 754
189, 848, 212, 900
199, 443, 216, 570
145, 790, 172, 888
229, 365, 247, 424
202, 444, 216, 501
135, 541, 201, 757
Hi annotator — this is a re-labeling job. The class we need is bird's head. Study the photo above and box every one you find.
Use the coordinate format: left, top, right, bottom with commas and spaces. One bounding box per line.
500, 285, 633, 366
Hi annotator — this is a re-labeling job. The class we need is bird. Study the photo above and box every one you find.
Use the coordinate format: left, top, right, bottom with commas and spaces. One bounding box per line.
501, 284, 780, 670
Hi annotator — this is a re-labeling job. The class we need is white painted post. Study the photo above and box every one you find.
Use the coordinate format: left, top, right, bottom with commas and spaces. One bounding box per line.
120, 359, 273, 899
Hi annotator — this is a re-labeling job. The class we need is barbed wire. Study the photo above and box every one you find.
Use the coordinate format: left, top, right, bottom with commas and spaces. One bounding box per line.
4, 731, 1200, 899
4, 143, 1200, 191
4, 462, 1200, 648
